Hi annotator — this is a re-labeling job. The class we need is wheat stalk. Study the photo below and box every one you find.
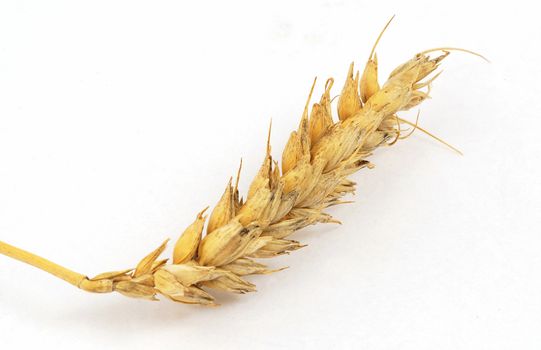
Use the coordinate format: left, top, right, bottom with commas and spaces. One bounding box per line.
0, 20, 486, 306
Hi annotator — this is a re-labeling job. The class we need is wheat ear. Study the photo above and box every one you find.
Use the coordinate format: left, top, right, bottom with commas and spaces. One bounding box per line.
0, 24, 483, 306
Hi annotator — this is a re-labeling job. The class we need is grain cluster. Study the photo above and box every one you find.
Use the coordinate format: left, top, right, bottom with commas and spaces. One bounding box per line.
77, 47, 453, 305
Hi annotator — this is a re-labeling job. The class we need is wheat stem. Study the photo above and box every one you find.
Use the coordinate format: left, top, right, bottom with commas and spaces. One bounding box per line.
0, 240, 113, 293
0, 240, 86, 287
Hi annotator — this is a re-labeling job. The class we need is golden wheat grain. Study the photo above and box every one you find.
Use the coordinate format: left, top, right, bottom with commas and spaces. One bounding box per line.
0, 20, 486, 306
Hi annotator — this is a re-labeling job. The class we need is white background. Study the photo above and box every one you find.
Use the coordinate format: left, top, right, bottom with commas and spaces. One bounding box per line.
1, 1, 540, 349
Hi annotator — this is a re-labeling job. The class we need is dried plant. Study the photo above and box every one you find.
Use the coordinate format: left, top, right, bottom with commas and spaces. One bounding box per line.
0, 19, 485, 306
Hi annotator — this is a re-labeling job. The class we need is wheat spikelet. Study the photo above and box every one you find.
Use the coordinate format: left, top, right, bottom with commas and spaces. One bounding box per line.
0, 20, 486, 307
